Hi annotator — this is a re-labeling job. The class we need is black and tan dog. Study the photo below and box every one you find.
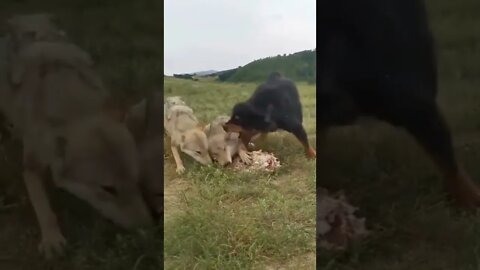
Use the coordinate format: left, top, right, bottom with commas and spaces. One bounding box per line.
224, 72, 316, 159
318, 0, 480, 208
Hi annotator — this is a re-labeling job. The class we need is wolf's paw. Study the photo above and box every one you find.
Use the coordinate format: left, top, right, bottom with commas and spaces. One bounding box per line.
176, 165, 186, 174
39, 231, 66, 259
239, 151, 252, 165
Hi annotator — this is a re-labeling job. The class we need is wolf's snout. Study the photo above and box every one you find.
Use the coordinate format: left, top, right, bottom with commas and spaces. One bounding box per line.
223, 160, 232, 166
201, 155, 212, 165
117, 204, 154, 229
218, 159, 231, 166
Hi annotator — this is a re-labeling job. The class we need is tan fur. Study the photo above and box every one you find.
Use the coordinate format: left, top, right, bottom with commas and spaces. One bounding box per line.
205, 115, 251, 165
0, 14, 152, 258
164, 100, 211, 174
164, 96, 189, 120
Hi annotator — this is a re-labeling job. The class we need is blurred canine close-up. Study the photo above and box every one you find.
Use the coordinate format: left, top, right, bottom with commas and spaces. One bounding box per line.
317, 0, 480, 269
0, 1, 163, 270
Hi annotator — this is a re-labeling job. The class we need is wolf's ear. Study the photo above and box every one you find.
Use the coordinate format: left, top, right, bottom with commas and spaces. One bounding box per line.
203, 124, 211, 135
181, 134, 186, 143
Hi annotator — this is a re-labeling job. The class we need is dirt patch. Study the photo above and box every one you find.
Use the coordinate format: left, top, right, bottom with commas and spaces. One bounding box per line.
164, 177, 191, 219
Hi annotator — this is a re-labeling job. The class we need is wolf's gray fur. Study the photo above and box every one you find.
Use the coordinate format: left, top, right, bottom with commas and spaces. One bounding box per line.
0, 14, 152, 258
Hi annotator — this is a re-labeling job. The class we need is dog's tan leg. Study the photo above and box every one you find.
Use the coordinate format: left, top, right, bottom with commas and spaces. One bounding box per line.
417, 144, 480, 208
404, 106, 480, 208
287, 124, 316, 159
23, 156, 65, 258
302, 142, 317, 159
171, 145, 185, 174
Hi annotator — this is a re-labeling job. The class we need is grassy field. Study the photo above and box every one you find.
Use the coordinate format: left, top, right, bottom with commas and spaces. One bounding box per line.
0, 1, 163, 270
316, 0, 480, 269
163, 77, 317, 269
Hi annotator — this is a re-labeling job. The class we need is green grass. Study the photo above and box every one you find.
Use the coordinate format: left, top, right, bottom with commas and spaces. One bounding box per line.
0, 1, 162, 269
315, 0, 480, 269
164, 78, 317, 269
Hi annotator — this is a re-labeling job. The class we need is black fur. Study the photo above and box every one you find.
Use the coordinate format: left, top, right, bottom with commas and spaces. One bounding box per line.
227, 72, 311, 149
318, 0, 458, 174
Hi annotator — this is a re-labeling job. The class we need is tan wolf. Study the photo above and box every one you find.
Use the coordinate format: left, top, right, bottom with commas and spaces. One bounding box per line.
204, 115, 251, 166
164, 99, 211, 174
0, 14, 153, 258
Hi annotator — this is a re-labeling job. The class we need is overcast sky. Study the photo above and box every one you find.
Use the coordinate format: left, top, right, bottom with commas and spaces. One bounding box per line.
164, 0, 316, 75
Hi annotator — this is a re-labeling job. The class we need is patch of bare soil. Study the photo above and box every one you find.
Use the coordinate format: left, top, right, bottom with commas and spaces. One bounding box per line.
163, 176, 191, 219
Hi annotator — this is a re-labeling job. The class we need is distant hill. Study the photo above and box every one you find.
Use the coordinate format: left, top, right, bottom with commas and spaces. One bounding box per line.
217, 49, 316, 83
193, 70, 218, 76
171, 49, 316, 83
